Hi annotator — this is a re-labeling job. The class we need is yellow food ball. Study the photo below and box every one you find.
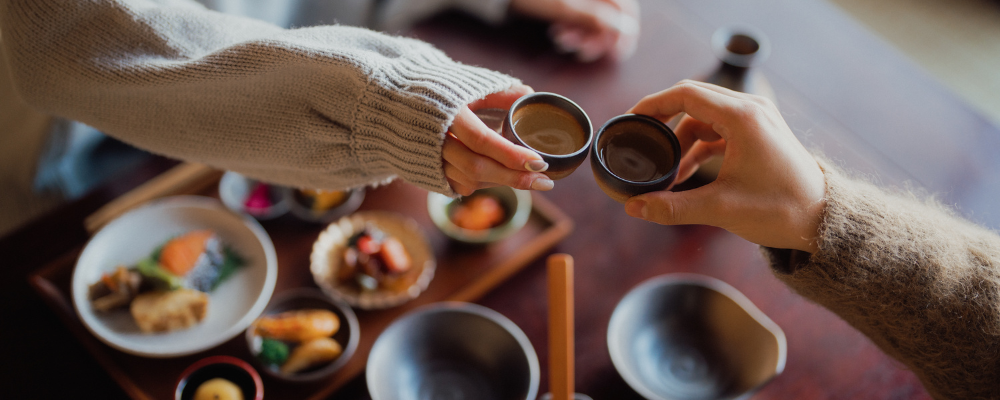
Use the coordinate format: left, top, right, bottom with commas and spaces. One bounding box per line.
193, 378, 244, 400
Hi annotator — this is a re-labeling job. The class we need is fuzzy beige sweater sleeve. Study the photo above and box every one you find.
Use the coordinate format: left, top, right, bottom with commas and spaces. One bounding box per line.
0, 0, 520, 194
763, 161, 1000, 400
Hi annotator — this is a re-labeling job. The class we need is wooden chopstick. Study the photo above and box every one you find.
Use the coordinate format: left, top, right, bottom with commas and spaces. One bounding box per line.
548, 253, 574, 400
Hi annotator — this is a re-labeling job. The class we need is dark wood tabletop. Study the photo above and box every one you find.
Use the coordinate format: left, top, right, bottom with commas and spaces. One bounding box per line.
3, 0, 999, 399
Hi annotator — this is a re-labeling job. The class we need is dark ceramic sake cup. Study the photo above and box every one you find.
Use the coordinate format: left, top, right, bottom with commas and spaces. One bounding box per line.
502, 92, 593, 180
590, 114, 681, 203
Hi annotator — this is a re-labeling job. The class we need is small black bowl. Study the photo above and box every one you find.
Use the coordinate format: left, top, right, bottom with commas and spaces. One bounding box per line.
175, 355, 263, 400
591, 114, 681, 203
502, 92, 593, 180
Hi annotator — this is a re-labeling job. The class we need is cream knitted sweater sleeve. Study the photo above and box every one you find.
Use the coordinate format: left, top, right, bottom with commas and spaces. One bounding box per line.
763, 161, 1000, 400
0, 0, 521, 194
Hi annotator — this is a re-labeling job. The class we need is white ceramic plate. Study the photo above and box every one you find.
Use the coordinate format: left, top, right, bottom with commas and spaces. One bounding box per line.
71, 196, 278, 358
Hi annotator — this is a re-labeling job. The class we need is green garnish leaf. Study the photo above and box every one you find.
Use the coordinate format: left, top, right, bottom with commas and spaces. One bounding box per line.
210, 247, 246, 291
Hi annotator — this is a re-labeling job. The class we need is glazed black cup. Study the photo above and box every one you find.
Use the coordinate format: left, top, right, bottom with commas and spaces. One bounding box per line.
590, 114, 681, 203
502, 92, 593, 180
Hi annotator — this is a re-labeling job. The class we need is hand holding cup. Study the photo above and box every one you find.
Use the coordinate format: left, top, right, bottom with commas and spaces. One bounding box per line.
623, 80, 826, 253
443, 84, 555, 196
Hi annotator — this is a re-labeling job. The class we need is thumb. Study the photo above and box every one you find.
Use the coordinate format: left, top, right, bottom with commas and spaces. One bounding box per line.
624, 185, 718, 226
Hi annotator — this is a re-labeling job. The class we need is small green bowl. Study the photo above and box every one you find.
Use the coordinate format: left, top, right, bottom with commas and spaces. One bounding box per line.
427, 187, 532, 244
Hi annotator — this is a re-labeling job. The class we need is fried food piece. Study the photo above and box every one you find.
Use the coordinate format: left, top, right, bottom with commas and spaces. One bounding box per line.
130, 289, 209, 333
254, 309, 340, 342
280, 337, 343, 375
89, 266, 142, 312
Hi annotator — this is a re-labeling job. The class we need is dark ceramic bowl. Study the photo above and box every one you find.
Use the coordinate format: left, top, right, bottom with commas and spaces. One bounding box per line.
590, 114, 681, 203
287, 188, 365, 224
608, 274, 786, 400
245, 288, 360, 382
175, 355, 263, 400
367, 302, 540, 400
502, 92, 593, 180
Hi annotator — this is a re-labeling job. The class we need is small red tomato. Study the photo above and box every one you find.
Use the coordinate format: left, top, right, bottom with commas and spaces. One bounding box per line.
356, 234, 381, 255
380, 237, 411, 273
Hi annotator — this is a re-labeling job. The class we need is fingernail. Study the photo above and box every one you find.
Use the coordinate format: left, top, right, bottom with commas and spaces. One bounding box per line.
625, 200, 647, 219
608, 14, 639, 36
530, 177, 554, 191
553, 30, 583, 51
525, 160, 549, 172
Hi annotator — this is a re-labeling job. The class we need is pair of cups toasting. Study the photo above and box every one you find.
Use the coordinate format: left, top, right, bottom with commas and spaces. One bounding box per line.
489, 92, 681, 202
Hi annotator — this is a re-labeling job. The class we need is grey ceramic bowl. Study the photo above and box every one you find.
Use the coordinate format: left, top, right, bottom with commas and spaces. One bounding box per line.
608, 274, 786, 400
367, 302, 540, 400
246, 288, 359, 382
427, 186, 532, 244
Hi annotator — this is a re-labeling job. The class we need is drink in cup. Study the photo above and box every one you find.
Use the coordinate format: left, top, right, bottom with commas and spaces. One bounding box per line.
502, 93, 593, 180
590, 114, 681, 203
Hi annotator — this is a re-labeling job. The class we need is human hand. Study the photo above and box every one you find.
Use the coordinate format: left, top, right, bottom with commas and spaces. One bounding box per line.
443, 84, 554, 196
623, 81, 827, 253
510, 0, 640, 62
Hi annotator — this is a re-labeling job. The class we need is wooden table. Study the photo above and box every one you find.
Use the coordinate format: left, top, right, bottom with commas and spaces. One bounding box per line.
3, 0, 998, 398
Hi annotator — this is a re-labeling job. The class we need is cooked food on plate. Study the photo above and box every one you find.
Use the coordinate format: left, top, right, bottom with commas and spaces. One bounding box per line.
450, 193, 507, 230
86, 230, 245, 333
338, 224, 414, 292
130, 289, 209, 333
253, 309, 340, 342
295, 189, 348, 213
251, 309, 344, 375
193, 377, 243, 400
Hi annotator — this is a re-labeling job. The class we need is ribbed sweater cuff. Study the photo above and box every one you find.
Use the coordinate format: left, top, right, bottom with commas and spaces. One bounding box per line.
352, 47, 519, 195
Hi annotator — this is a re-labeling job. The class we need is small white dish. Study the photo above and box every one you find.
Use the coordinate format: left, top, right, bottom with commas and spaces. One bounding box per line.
311, 211, 435, 310
218, 171, 291, 220
71, 196, 278, 358
427, 186, 532, 244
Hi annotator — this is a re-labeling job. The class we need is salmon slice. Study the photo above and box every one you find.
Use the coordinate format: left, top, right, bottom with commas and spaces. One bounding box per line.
159, 230, 215, 277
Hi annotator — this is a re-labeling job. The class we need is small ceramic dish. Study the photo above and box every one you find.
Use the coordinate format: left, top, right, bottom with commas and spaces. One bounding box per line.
367, 302, 539, 400
310, 211, 436, 310
218, 171, 291, 220
607, 274, 786, 400
174, 355, 263, 400
246, 288, 359, 382
287, 188, 365, 224
427, 186, 532, 244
